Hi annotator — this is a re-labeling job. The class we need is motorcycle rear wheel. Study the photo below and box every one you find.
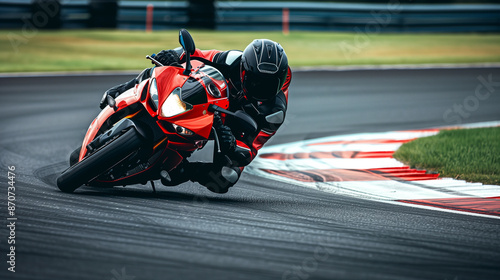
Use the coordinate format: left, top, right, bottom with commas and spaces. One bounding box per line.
56, 128, 144, 193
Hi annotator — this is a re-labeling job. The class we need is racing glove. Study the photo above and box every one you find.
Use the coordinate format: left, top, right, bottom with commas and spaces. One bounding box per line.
99, 78, 136, 109
99, 68, 153, 109
154, 50, 182, 67
213, 114, 236, 154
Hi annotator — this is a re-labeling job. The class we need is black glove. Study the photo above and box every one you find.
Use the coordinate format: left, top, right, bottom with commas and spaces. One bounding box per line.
213, 114, 236, 154
154, 50, 181, 67
99, 92, 110, 109
99, 78, 136, 109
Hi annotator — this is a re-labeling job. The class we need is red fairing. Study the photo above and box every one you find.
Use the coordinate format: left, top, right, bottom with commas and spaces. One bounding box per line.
153, 63, 230, 139
79, 88, 141, 161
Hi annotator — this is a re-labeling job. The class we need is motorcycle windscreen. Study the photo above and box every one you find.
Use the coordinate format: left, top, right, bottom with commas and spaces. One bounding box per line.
181, 77, 208, 105
183, 66, 229, 103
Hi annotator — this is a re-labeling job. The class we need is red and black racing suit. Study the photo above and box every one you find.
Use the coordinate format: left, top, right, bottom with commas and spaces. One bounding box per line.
182, 48, 292, 166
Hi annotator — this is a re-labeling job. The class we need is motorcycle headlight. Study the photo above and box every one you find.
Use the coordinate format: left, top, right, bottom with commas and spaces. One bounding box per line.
149, 78, 159, 110
172, 123, 194, 136
160, 87, 193, 117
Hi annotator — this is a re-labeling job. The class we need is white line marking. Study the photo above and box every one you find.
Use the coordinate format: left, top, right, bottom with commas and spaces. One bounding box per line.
251, 158, 406, 170
248, 121, 500, 219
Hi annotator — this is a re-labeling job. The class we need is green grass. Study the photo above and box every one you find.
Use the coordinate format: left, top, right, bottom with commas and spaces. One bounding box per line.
1, 30, 500, 72
393, 127, 500, 185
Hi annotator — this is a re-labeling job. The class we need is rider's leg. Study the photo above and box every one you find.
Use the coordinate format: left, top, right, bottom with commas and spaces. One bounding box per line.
160, 160, 241, 194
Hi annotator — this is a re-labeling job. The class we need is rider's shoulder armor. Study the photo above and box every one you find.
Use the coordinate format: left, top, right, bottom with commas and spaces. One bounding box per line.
255, 91, 287, 134
213, 50, 243, 94
214, 50, 242, 67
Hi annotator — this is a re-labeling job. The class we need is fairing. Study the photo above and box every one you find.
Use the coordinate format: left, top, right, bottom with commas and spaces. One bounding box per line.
79, 87, 141, 161
154, 62, 230, 139
78, 62, 231, 185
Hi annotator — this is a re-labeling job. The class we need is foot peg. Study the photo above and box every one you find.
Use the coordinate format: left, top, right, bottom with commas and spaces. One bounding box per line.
160, 170, 171, 182
160, 170, 176, 187
160, 170, 172, 182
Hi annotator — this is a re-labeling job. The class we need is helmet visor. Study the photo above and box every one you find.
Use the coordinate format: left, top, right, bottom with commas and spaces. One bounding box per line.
242, 70, 282, 101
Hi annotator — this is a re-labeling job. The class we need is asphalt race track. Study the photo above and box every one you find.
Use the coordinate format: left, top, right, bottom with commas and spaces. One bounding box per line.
1, 67, 500, 280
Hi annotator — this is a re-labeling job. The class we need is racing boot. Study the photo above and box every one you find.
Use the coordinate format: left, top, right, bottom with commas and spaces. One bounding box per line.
188, 161, 241, 194
161, 161, 240, 194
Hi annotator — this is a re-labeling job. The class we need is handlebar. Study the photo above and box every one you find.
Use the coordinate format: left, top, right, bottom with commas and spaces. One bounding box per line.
146, 55, 164, 67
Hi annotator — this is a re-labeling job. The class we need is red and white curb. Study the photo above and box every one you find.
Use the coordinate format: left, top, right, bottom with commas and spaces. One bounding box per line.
247, 121, 500, 219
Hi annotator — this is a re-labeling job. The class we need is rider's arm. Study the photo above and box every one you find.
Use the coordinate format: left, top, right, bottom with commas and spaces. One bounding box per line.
173, 48, 242, 82
174, 47, 241, 65
230, 67, 292, 168
174, 47, 219, 64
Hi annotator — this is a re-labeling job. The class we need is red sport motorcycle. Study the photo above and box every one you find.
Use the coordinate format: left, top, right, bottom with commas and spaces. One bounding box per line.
57, 29, 256, 193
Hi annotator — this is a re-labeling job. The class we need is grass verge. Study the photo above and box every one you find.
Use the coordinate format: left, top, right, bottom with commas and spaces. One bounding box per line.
0, 30, 500, 72
393, 127, 500, 186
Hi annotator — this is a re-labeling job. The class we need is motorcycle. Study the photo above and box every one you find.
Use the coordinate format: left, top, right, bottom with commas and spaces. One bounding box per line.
57, 29, 257, 193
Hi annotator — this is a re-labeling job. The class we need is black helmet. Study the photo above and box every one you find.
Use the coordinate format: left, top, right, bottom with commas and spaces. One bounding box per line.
240, 39, 288, 102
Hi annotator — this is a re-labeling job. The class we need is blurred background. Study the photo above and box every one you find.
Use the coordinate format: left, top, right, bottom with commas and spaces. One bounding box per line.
1, 0, 500, 31
0, 0, 499, 72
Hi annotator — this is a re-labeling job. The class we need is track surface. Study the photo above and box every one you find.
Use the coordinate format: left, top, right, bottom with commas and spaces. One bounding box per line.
1, 68, 500, 280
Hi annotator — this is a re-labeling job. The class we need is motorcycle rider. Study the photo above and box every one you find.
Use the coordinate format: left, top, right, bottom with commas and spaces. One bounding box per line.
100, 39, 291, 193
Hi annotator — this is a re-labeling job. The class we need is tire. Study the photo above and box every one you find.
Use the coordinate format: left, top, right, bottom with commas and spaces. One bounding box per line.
69, 147, 81, 166
57, 128, 144, 193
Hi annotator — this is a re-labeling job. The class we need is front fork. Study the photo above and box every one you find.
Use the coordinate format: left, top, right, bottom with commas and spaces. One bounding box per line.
86, 118, 148, 154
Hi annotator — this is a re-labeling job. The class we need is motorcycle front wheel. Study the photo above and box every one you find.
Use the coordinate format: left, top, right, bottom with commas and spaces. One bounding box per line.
56, 128, 144, 193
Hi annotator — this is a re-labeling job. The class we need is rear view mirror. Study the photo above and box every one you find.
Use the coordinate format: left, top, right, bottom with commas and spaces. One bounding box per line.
179, 29, 195, 55
179, 29, 195, 75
